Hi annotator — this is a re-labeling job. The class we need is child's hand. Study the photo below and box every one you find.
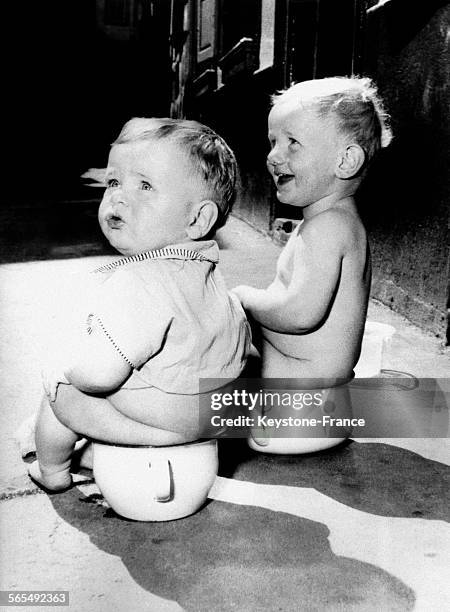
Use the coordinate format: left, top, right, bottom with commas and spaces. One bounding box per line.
230, 285, 253, 309
41, 366, 70, 403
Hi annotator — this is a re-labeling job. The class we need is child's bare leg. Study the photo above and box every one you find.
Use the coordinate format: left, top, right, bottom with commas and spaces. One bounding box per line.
52, 385, 189, 446
28, 396, 79, 491
107, 386, 208, 442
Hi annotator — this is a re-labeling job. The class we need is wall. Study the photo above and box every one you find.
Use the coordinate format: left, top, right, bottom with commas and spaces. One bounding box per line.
361, 0, 449, 341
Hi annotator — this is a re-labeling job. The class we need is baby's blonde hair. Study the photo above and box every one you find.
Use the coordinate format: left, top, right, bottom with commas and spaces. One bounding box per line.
113, 118, 237, 230
272, 76, 393, 164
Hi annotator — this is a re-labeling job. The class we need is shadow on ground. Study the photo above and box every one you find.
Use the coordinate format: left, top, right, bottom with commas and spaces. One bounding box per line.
218, 439, 450, 521
50, 487, 415, 612
42, 439, 450, 610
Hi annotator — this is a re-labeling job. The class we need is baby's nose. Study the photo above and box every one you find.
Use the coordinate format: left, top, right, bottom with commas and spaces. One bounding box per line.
111, 189, 127, 206
267, 148, 284, 168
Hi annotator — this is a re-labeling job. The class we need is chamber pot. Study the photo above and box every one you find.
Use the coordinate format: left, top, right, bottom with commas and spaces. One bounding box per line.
247, 384, 353, 454
248, 322, 397, 454
93, 439, 218, 521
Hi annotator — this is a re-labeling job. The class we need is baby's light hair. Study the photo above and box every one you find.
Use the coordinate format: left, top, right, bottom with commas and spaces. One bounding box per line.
113, 117, 237, 230
272, 76, 393, 164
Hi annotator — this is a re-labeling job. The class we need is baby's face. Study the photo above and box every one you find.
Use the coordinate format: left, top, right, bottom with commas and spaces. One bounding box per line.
99, 139, 201, 255
267, 103, 344, 211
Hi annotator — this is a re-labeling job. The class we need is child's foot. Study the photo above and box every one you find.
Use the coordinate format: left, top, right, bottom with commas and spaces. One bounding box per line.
28, 460, 72, 493
14, 415, 37, 459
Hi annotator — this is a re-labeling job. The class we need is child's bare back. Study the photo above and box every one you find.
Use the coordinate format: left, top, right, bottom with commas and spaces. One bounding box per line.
261, 201, 371, 380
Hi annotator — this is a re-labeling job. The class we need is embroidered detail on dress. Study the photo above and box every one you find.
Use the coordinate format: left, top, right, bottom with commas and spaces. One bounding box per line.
86, 314, 94, 335
89, 314, 137, 368
92, 247, 210, 274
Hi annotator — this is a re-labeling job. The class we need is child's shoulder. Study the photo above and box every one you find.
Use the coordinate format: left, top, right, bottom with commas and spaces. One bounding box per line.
90, 261, 163, 300
301, 205, 364, 245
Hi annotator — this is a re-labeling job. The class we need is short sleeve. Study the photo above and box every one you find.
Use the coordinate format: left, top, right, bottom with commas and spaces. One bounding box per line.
86, 269, 172, 369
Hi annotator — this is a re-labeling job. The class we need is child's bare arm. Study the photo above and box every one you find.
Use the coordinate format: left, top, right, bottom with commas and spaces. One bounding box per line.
233, 212, 349, 333
44, 271, 170, 401
66, 270, 172, 394
42, 330, 132, 402
64, 329, 132, 393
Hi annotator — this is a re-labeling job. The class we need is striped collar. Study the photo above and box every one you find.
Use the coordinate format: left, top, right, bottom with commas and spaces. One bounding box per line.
92, 240, 219, 274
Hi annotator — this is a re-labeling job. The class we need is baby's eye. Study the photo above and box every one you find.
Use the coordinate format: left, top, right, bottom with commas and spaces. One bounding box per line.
106, 178, 120, 188
288, 138, 300, 148
140, 181, 152, 191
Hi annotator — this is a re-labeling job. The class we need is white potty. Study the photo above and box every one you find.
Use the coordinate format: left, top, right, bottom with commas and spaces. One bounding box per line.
93, 439, 218, 521
248, 321, 397, 455
247, 383, 353, 455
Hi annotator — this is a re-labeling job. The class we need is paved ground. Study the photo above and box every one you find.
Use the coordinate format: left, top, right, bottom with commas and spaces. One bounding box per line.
0, 214, 449, 611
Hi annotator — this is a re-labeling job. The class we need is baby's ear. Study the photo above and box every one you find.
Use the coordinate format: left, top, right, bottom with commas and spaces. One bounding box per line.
186, 200, 219, 239
335, 144, 365, 179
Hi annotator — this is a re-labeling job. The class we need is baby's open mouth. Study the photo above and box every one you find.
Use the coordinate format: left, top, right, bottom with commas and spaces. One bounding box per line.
106, 214, 125, 229
276, 173, 295, 186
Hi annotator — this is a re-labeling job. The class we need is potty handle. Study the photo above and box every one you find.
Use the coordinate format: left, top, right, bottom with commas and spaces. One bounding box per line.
149, 459, 174, 503
249, 404, 269, 447
249, 424, 270, 447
